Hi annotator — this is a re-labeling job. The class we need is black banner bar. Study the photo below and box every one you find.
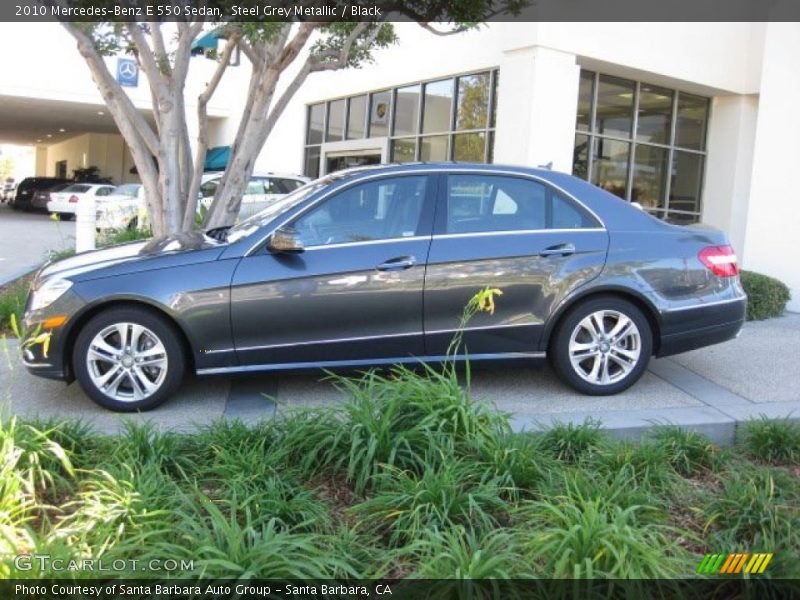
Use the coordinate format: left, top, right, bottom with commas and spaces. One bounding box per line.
4, 579, 800, 600
4, 0, 800, 23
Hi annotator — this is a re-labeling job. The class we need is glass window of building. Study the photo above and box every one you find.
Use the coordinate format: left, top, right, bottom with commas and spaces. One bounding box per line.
393, 85, 420, 136
326, 99, 345, 142
637, 85, 673, 145
304, 70, 498, 176
596, 75, 634, 139
368, 90, 391, 137
576, 70, 594, 133
572, 69, 709, 223
675, 93, 709, 150
307, 104, 325, 145
422, 79, 454, 134
455, 72, 490, 131
346, 95, 367, 140
453, 132, 486, 162
420, 135, 449, 161
391, 138, 416, 163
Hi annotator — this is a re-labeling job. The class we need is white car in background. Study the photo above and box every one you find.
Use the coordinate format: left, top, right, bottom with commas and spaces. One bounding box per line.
199, 173, 310, 220
47, 183, 117, 220
95, 183, 146, 231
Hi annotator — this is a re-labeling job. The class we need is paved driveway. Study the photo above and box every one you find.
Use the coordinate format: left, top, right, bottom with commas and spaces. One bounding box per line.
0, 203, 75, 284
3, 314, 799, 443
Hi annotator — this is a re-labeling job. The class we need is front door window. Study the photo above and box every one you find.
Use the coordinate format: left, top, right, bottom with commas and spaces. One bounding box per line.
292, 175, 427, 247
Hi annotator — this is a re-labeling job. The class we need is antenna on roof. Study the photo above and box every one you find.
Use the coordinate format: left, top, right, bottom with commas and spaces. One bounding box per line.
539, 161, 553, 170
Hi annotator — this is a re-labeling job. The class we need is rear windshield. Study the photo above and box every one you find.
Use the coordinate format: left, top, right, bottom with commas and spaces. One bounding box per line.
112, 184, 141, 198
63, 184, 92, 193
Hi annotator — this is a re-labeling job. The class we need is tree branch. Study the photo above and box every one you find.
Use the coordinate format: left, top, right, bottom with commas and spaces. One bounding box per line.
183, 32, 241, 230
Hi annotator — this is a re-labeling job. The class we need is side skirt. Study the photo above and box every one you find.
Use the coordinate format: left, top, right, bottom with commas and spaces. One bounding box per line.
195, 352, 546, 376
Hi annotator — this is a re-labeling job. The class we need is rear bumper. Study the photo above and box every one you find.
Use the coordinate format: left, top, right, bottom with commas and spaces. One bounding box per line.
657, 296, 746, 357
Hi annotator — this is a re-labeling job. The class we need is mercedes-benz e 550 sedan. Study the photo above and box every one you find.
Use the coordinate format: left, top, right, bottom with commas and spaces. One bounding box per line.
22, 163, 746, 411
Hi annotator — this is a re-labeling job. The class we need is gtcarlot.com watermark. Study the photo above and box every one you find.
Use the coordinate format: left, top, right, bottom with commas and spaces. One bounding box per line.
14, 554, 194, 573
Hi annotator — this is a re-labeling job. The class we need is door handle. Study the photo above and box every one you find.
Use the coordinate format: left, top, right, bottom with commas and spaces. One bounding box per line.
376, 255, 417, 271
539, 243, 576, 257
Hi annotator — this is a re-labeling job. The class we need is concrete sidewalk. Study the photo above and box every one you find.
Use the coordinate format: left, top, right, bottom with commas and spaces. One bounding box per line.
0, 204, 75, 285
2, 314, 799, 443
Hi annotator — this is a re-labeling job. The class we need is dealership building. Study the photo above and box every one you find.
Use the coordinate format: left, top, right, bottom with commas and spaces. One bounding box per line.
1, 22, 798, 309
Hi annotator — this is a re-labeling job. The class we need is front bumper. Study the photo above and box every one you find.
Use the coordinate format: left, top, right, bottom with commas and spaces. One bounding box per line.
21, 289, 85, 383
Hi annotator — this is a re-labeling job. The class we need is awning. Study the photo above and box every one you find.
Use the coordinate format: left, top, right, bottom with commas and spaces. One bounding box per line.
204, 146, 231, 171
191, 30, 221, 54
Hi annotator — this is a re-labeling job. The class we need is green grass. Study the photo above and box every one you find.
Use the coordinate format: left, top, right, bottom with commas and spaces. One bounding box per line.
0, 276, 31, 336
740, 417, 800, 465
1, 365, 799, 579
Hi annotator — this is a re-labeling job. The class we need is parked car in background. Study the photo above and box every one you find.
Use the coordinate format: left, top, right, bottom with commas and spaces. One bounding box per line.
30, 182, 72, 212
199, 173, 309, 220
22, 163, 746, 412
47, 183, 117, 220
12, 177, 70, 210
95, 183, 146, 231
1, 178, 15, 203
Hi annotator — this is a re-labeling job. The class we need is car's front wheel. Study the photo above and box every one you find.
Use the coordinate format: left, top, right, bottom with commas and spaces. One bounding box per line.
551, 297, 652, 395
73, 307, 186, 411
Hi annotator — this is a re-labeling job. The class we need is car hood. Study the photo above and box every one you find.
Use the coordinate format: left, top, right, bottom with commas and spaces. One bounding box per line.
37, 232, 224, 283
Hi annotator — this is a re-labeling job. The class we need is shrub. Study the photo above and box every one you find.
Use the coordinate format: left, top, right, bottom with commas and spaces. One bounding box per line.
539, 419, 606, 464
704, 467, 796, 547
352, 457, 512, 546
519, 492, 686, 578
740, 270, 791, 320
650, 426, 718, 476
740, 417, 800, 465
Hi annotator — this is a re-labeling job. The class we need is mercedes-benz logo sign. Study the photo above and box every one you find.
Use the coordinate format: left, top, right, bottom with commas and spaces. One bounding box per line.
119, 62, 137, 78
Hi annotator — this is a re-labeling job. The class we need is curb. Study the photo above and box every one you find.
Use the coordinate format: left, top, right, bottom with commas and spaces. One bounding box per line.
512, 401, 800, 445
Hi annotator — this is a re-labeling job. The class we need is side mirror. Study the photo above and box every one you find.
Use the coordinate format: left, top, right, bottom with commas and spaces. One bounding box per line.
268, 226, 304, 254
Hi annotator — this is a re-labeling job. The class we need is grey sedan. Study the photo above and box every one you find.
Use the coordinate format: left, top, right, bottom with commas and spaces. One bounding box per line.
21, 163, 746, 411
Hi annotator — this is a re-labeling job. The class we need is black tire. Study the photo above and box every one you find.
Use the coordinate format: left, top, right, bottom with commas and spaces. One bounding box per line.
59, 213, 74, 221
73, 306, 186, 411
550, 296, 653, 396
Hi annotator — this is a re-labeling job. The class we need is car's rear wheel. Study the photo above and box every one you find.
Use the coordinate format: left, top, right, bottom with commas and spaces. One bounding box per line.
551, 297, 652, 395
73, 307, 186, 411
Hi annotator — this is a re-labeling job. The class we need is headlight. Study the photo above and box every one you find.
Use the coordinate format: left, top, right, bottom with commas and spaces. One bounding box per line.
30, 279, 73, 311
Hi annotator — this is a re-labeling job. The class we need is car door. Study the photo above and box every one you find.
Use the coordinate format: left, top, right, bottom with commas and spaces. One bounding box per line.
423, 172, 609, 356
230, 174, 436, 366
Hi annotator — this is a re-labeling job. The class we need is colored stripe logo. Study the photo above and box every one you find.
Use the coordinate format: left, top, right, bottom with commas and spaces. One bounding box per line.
697, 552, 773, 574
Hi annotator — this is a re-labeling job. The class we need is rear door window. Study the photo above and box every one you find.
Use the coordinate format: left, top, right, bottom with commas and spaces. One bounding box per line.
444, 175, 598, 233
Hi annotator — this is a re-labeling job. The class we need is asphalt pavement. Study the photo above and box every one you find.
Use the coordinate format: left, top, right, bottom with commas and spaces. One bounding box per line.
0, 203, 75, 284
3, 314, 799, 443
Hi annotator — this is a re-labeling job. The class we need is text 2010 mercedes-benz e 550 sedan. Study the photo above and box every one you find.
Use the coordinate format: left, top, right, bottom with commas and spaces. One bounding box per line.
22, 163, 746, 412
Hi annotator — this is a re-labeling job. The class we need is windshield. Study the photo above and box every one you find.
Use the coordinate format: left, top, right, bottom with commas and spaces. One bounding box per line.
226, 177, 332, 243
113, 184, 141, 198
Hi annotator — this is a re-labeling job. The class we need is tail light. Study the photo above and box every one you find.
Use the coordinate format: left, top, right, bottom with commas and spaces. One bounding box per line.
68, 195, 79, 203
698, 245, 739, 277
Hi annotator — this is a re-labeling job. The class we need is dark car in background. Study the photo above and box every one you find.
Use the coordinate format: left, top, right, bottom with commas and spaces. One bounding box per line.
30, 182, 72, 212
12, 176, 70, 210
21, 163, 746, 412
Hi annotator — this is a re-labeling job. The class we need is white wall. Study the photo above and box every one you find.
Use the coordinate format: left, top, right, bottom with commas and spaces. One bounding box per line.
740, 23, 800, 311
45, 133, 138, 184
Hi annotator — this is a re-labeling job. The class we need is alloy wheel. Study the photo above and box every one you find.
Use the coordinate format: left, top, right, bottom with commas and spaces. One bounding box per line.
568, 309, 642, 386
85, 322, 168, 402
